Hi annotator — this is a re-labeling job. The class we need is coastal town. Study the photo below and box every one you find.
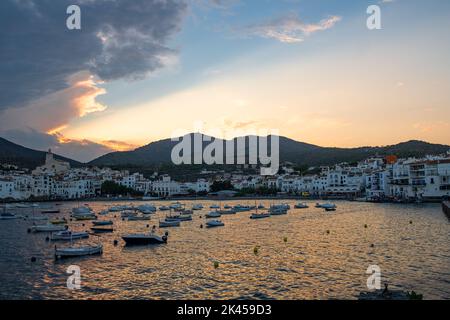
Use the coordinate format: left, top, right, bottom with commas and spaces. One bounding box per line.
1, 149, 450, 203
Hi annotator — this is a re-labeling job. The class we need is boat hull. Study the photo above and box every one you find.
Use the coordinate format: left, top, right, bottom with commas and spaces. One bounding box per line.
122, 235, 167, 246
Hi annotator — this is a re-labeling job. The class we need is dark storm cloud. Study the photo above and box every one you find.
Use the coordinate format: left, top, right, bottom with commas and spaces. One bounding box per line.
0, 0, 187, 110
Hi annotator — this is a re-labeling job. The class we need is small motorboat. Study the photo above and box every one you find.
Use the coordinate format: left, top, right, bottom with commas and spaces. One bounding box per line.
325, 207, 337, 212
31, 224, 67, 233
55, 244, 103, 259
217, 209, 236, 215
137, 204, 156, 214
233, 205, 251, 212
73, 214, 97, 221
122, 230, 168, 246
192, 204, 203, 210
206, 211, 221, 218
90, 227, 114, 233
50, 218, 68, 225
223, 204, 232, 209
72, 206, 93, 215
257, 204, 266, 209
159, 206, 170, 211
26, 215, 48, 221
121, 210, 136, 218
0, 212, 21, 220
109, 206, 124, 212
181, 209, 193, 215
127, 215, 151, 221
210, 204, 220, 209
159, 220, 181, 228
250, 213, 271, 220
98, 210, 109, 215
169, 202, 183, 210
294, 203, 309, 209
92, 220, 113, 226
316, 203, 337, 209
165, 214, 192, 222
206, 220, 225, 228
269, 207, 288, 215
41, 209, 60, 214
51, 231, 89, 241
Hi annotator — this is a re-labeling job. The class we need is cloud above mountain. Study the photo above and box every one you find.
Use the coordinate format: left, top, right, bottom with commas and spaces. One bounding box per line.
0, 0, 187, 111
0, 0, 187, 160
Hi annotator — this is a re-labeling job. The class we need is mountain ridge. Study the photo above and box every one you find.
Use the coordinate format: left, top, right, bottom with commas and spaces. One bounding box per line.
1, 135, 449, 170
0, 137, 82, 169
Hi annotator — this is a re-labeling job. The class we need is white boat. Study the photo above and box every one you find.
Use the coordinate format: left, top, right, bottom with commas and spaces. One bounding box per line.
159, 220, 181, 228
192, 204, 203, 210
233, 205, 251, 212
316, 203, 337, 209
224, 204, 232, 209
98, 210, 109, 215
206, 220, 225, 228
295, 203, 309, 209
109, 206, 124, 212
51, 230, 89, 241
250, 213, 271, 219
271, 203, 290, 210
206, 211, 221, 218
15, 203, 31, 209
257, 204, 265, 209
210, 204, 220, 209
269, 208, 288, 215
72, 206, 93, 215
31, 224, 67, 233
55, 244, 103, 259
170, 202, 183, 210
159, 206, 170, 211
121, 210, 137, 218
137, 204, 156, 214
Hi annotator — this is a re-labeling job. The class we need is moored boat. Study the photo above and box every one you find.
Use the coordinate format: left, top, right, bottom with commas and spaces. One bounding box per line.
316, 203, 337, 209
51, 230, 89, 241
192, 204, 203, 210
206, 220, 225, 228
31, 224, 67, 233
250, 213, 271, 219
206, 211, 221, 218
91, 227, 114, 233
159, 220, 181, 228
92, 220, 113, 226
0, 212, 21, 220
50, 218, 68, 225
55, 244, 103, 259
127, 215, 151, 221
122, 230, 168, 246
294, 203, 309, 209
41, 209, 60, 214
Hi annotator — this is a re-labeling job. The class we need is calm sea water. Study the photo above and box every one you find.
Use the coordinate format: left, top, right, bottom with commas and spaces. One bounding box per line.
0, 200, 449, 300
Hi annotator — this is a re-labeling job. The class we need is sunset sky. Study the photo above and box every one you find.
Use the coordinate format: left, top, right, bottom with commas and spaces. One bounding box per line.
1, 0, 449, 162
